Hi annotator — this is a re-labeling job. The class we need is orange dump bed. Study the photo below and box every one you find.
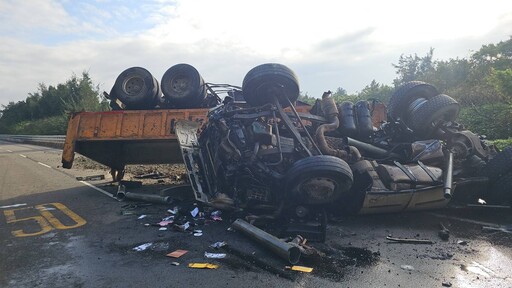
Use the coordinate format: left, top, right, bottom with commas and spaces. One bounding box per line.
61, 103, 386, 171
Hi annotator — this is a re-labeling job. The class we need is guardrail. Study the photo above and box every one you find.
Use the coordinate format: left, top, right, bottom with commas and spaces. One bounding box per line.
0, 134, 66, 149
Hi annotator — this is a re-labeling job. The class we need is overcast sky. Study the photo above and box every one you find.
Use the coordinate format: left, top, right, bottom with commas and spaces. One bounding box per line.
1, 0, 511, 107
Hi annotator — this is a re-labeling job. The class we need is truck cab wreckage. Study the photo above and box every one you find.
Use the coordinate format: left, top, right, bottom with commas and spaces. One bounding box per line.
62, 63, 511, 241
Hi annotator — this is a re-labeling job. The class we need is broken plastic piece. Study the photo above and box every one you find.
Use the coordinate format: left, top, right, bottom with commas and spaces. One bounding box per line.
158, 220, 173, 227
166, 249, 188, 258
204, 252, 226, 259
133, 243, 153, 251
168, 207, 178, 215
162, 215, 174, 222
191, 207, 199, 217
138, 215, 147, 220
286, 265, 313, 273
76, 174, 105, 181
175, 222, 190, 231
159, 227, 168, 231
386, 236, 434, 244
193, 232, 203, 237
171, 262, 180, 266
210, 241, 227, 249
188, 263, 219, 269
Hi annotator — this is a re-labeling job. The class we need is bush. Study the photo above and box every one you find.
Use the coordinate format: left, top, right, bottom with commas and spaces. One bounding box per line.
10, 115, 69, 135
492, 138, 512, 150
458, 103, 512, 140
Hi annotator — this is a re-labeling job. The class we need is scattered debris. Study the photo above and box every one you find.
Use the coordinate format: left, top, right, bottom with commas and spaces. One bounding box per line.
168, 207, 178, 215
175, 222, 190, 232
288, 235, 325, 258
117, 189, 173, 205
386, 236, 434, 244
159, 227, 168, 231
442, 281, 452, 287
134, 172, 167, 179
132, 243, 153, 251
188, 263, 219, 269
121, 210, 135, 216
119, 180, 142, 189
438, 222, 450, 241
457, 240, 468, 246
210, 241, 227, 249
231, 219, 301, 264
137, 215, 147, 220
204, 252, 226, 259
171, 262, 180, 266
210, 210, 222, 221
193, 232, 203, 237
166, 250, 188, 258
286, 265, 313, 273
190, 207, 199, 217
76, 174, 105, 181
400, 265, 415, 271
158, 220, 173, 227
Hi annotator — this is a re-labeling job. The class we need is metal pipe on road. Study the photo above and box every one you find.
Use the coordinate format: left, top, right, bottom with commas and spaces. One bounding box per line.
231, 219, 301, 264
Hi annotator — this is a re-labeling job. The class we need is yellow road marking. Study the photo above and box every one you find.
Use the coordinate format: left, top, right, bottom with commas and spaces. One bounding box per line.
36, 203, 86, 229
3, 208, 52, 237
3, 202, 86, 237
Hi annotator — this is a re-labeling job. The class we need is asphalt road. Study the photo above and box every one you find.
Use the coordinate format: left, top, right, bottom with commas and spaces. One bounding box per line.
1, 140, 512, 288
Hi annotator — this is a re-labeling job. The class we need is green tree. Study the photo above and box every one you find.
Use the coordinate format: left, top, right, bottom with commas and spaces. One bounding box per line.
0, 72, 108, 134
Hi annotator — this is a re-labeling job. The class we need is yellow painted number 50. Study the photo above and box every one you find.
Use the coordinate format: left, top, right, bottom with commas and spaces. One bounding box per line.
3, 202, 86, 237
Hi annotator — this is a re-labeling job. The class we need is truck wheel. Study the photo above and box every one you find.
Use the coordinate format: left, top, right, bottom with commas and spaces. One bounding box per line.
480, 146, 512, 183
485, 171, 512, 205
112, 67, 160, 109
161, 64, 207, 108
409, 94, 460, 139
285, 155, 353, 205
242, 63, 299, 108
388, 81, 438, 121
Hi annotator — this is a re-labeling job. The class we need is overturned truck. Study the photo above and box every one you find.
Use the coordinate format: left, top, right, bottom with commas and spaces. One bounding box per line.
62, 63, 512, 240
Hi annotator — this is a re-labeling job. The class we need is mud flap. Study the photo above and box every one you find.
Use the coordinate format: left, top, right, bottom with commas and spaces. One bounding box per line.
175, 120, 209, 202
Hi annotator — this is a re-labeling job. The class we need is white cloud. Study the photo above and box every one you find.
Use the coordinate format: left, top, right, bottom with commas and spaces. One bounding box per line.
1, 0, 512, 106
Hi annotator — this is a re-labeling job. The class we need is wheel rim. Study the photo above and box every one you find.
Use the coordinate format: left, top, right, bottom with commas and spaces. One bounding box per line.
296, 177, 337, 203
170, 75, 190, 97
122, 76, 144, 95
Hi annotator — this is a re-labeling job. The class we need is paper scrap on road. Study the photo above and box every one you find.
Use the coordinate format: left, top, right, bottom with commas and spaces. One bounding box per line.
287, 266, 313, 273
188, 263, 219, 269
204, 252, 226, 259
167, 249, 188, 258
132, 243, 153, 251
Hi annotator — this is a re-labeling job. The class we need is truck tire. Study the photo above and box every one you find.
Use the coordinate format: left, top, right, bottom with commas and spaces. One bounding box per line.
112, 67, 160, 109
161, 64, 207, 108
242, 63, 299, 108
409, 94, 460, 139
285, 155, 353, 205
480, 146, 512, 183
388, 81, 438, 121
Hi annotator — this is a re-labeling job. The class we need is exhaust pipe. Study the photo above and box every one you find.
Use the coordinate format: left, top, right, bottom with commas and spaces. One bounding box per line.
116, 186, 173, 204
231, 219, 301, 264
443, 151, 454, 199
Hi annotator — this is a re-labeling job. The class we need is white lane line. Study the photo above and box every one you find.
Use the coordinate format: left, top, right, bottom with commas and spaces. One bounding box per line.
6, 150, 12, 152
0, 203, 27, 209
79, 181, 116, 199
19, 154, 27, 158
37, 162, 52, 168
